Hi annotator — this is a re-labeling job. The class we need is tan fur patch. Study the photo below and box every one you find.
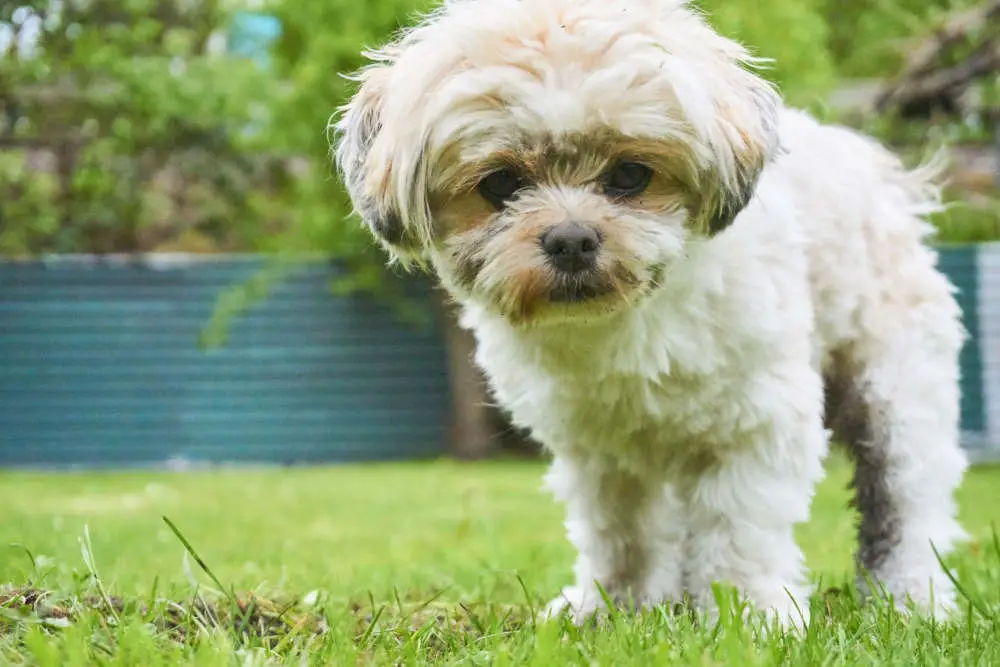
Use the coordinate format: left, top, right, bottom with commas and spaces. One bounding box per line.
433, 191, 496, 234
504, 266, 554, 323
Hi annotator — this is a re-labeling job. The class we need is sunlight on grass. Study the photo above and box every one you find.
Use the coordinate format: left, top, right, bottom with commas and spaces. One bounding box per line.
0, 456, 998, 664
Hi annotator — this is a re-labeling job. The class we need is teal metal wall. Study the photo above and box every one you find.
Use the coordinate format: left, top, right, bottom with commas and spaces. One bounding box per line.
0, 255, 450, 468
0, 248, 997, 469
949, 243, 1000, 463
937, 247, 984, 434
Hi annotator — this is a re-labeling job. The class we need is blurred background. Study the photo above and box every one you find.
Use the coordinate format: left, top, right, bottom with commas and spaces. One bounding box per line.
0, 0, 998, 468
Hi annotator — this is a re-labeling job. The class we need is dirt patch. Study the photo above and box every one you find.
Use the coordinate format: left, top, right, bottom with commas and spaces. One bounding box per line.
0, 585, 328, 646
0, 587, 73, 625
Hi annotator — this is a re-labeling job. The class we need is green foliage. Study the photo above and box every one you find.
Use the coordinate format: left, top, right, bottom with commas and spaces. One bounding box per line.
0, 151, 60, 254
700, 0, 838, 106
249, 0, 437, 259
822, 0, 984, 78
0, 1, 280, 255
933, 197, 1000, 244
193, 0, 441, 341
2, 0, 997, 324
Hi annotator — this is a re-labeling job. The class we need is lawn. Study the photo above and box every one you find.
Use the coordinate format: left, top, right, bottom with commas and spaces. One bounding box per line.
1, 455, 999, 665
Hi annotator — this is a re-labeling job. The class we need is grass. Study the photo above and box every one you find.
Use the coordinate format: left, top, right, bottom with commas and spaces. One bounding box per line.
0, 455, 999, 665
931, 197, 1000, 245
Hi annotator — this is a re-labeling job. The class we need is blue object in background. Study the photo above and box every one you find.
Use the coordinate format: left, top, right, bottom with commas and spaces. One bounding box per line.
0, 247, 998, 469
0, 255, 449, 469
224, 11, 282, 138
951, 242, 1000, 463
226, 11, 282, 70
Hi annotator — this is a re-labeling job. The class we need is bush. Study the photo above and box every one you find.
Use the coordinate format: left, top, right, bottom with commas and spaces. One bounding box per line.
0, 1, 280, 255
822, 0, 985, 78
2, 0, 994, 264
251, 0, 437, 273
700, 0, 837, 106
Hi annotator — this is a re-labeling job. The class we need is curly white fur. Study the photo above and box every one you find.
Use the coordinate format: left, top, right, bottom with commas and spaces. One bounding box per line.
333, 0, 969, 629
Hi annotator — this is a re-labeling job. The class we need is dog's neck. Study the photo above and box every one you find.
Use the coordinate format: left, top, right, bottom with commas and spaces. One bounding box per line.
463, 296, 668, 381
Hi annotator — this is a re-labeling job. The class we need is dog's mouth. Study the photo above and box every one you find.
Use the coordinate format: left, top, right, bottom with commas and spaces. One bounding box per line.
548, 272, 616, 304
469, 260, 668, 326
546, 261, 664, 306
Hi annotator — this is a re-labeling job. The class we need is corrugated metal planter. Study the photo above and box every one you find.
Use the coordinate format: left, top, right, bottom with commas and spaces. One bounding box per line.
943, 244, 1000, 463
0, 255, 450, 468
1, 248, 998, 468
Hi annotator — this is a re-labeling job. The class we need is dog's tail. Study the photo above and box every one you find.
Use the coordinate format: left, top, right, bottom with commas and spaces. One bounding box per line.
905, 147, 950, 219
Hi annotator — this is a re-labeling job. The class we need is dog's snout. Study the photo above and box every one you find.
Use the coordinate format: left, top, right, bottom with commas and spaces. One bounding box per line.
540, 222, 601, 273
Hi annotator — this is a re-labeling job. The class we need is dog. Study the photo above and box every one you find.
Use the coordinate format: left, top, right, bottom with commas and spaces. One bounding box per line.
332, 0, 969, 629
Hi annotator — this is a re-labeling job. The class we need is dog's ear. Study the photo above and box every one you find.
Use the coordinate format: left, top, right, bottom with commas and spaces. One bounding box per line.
332, 65, 416, 253
693, 71, 781, 235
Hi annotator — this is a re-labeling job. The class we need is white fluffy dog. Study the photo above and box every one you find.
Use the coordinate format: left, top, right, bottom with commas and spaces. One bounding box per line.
333, 0, 969, 628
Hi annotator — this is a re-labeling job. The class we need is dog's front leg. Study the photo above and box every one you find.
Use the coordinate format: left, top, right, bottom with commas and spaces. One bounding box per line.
541, 455, 684, 624
683, 408, 828, 631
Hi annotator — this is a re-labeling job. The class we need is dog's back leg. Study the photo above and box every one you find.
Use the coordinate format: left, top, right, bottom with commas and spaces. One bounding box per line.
829, 270, 968, 616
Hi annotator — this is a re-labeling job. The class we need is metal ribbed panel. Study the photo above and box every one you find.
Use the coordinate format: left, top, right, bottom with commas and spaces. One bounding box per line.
937, 246, 985, 434
971, 244, 1000, 461
1, 248, 995, 468
0, 255, 450, 468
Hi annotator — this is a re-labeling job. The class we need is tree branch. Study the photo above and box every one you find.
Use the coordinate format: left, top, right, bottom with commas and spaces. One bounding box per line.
874, 0, 1000, 116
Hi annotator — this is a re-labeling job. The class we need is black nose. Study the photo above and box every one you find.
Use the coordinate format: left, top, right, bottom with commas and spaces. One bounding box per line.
540, 222, 601, 273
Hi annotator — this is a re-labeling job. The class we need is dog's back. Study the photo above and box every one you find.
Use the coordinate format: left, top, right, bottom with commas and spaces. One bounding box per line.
766, 108, 961, 369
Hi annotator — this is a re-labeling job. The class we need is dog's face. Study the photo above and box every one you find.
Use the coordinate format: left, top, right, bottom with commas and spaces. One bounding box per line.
334, 0, 780, 325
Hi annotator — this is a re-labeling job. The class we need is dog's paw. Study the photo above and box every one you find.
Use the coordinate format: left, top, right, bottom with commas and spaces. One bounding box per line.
541, 585, 658, 625
697, 589, 811, 637
540, 586, 606, 625
755, 599, 811, 636
859, 570, 959, 621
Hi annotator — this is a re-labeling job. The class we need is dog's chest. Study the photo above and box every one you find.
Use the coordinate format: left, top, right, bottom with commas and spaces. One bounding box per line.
470, 276, 793, 476
548, 369, 750, 472
486, 351, 762, 476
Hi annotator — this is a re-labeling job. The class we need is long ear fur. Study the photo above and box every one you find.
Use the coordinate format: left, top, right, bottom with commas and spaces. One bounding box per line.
332, 65, 414, 253
701, 77, 780, 234
690, 57, 782, 235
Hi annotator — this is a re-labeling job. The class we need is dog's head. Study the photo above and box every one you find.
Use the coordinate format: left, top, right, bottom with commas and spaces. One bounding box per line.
333, 0, 780, 325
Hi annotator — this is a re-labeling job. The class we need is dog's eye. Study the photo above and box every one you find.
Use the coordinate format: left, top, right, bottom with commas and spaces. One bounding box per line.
478, 169, 525, 209
603, 162, 653, 198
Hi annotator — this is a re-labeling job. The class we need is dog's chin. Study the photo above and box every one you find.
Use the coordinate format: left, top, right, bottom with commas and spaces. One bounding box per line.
520, 295, 628, 327
487, 272, 658, 328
